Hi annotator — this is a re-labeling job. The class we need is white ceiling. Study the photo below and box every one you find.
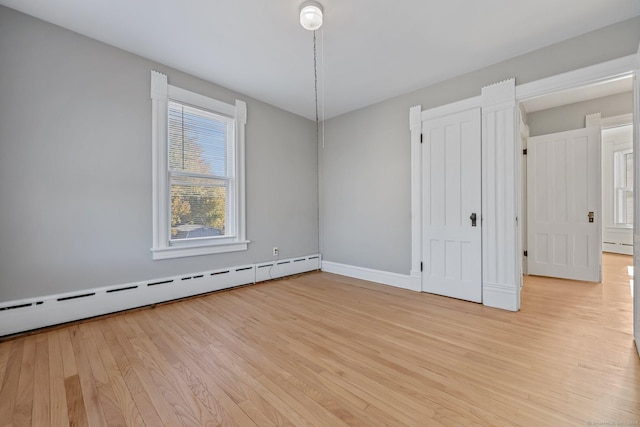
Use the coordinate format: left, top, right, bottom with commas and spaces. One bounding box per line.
1, 0, 639, 120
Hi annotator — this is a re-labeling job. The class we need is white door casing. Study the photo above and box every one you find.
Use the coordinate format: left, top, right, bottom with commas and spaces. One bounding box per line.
633, 41, 640, 357
409, 105, 423, 289
520, 107, 530, 276
482, 79, 520, 311
421, 108, 482, 303
527, 127, 602, 282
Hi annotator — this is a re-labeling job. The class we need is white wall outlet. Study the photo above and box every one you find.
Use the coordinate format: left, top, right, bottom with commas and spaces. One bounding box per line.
273, 247, 279, 257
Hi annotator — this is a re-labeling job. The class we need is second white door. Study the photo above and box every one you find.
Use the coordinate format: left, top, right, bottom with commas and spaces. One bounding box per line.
422, 108, 482, 302
527, 127, 601, 282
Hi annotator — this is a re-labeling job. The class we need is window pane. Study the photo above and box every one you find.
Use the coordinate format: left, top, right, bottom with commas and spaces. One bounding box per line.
625, 190, 633, 227
168, 101, 228, 177
614, 149, 634, 227
170, 176, 227, 240
625, 152, 633, 188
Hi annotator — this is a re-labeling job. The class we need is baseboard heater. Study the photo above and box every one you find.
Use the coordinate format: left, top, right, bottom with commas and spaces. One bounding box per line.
0, 254, 321, 337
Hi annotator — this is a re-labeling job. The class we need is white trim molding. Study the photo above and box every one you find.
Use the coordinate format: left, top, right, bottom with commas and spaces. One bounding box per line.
151, 240, 251, 260
633, 41, 640, 357
516, 54, 636, 101
482, 78, 515, 106
482, 78, 521, 312
322, 261, 421, 292
420, 96, 481, 121
483, 283, 519, 312
0, 254, 321, 337
585, 112, 602, 128
409, 105, 422, 280
602, 113, 633, 129
151, 71, 169, 255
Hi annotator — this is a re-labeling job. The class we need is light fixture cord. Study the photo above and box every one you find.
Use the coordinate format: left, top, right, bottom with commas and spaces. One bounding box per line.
313, 28, 322, 261
321, 28, 325, 149
313, 30, 319, 143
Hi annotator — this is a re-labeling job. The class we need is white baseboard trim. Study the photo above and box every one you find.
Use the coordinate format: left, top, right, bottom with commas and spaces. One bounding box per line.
322, 261, 420, 292
603, 243, 634, 256
483, 282, 518, 311
0, 254, 320, 337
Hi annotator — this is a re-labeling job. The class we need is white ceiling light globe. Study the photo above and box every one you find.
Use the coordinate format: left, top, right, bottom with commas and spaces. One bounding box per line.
300, 1, 323, 31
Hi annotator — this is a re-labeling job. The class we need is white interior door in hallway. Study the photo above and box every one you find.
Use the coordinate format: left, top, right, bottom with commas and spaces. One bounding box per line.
527, 127, 602, 282
422, 108, 482, 302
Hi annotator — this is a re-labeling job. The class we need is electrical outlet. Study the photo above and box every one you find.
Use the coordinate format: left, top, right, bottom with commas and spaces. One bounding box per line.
272, 247, 279, 257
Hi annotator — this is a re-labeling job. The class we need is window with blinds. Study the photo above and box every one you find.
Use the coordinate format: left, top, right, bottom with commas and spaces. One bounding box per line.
150, 71, 247, 260
168, 101, 234, 241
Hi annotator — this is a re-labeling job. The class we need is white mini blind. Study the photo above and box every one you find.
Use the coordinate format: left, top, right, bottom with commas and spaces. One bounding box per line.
167, 101, 233, 240
168, 101, 229, 176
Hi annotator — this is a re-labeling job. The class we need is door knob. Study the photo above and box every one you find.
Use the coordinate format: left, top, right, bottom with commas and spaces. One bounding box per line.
588, 211, 594, 223
470, 213, 477, 227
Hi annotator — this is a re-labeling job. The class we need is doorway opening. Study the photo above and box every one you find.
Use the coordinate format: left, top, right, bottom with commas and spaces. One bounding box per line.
602, 121, 634, 255
519, 75, 634, 283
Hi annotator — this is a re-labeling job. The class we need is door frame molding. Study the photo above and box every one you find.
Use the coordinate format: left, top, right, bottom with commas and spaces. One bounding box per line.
633, 42, 640, 357
515, 55, 636, 101
482, 79, 520, 311
409, 53, 638, 312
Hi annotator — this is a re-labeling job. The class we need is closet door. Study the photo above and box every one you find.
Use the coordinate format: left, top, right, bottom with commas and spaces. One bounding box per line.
422, 108, 482, 302
528, 127, 601, 282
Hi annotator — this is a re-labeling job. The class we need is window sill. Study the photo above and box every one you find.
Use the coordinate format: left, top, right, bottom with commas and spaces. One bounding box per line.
151, 240, 250, 260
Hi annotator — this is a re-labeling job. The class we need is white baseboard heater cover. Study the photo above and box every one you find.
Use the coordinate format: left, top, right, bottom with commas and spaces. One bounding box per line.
0, 254, 320, 337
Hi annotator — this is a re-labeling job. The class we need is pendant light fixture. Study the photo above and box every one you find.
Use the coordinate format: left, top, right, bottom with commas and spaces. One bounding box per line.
300, 1, 325, 254
299, 1, 323, 31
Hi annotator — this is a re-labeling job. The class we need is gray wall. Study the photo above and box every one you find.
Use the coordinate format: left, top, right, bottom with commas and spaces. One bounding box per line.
527, 91, 633, 136
321, 16, 640, 275
0, 6, 318, 302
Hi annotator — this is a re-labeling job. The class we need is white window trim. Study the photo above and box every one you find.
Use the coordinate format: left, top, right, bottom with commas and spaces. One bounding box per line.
613, 144, 633, 228
150, 70, 248, 260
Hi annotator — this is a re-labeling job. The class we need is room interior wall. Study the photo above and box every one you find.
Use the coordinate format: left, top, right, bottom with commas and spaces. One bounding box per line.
527, 91, 633, 136
0, 5, 319, 302
320, 16, 640, 276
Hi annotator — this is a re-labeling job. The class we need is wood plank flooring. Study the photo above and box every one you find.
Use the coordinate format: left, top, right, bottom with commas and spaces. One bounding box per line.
1, 253, 639, 426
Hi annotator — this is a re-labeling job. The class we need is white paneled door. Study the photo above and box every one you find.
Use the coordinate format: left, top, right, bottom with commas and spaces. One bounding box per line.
527, 127, 601, 282
422, 108, 482, 302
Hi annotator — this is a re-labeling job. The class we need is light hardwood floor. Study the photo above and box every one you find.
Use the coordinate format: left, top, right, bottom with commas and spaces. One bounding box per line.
1, 253, 639, 426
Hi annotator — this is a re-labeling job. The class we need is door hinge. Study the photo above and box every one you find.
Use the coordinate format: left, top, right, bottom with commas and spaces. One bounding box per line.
523, 149, 527, 155
420, 134, 423, 143
524, 250, 528, 257
420, 262, 423, 272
